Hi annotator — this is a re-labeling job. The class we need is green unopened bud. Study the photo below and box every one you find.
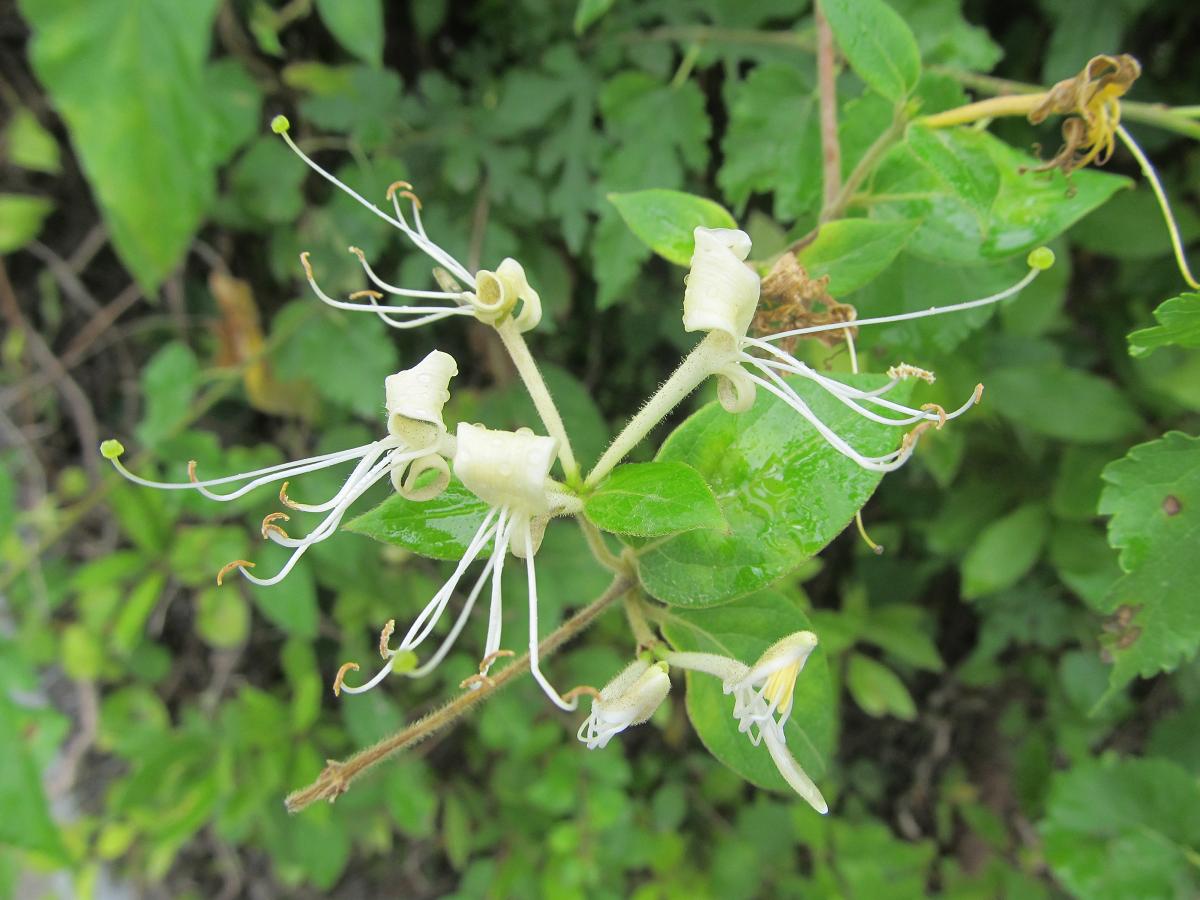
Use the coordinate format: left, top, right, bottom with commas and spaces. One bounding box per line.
1027, 246, 1055, 271
100, 439, 125, 460
270, 114, 290, 135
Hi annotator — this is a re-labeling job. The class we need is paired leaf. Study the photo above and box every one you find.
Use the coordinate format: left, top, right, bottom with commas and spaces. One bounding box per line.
660, 590, 834, 794
1096, 432, 1200, 698
820, 0, 922, 102
1127, 293, 1200, 358
609, 189, 736, 266
635, 375, 914, 607
346, 482, 491, 561
798, 218, 919, 295
585, 462, 724, 537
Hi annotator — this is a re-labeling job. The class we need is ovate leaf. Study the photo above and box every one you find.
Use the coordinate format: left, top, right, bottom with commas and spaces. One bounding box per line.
1096, 432, 1200, 698
21, 0, 223, 290
636, 375, 913, 607
820, 0, 921, 102
1128, 293, 1200, 358
574, 0, 616, 34
661, 590, 834, 794
985, 364, 1143, 444
346, 482, 491, 561
798, 218, 919, 295
845, 653, 917, 720
608, 189, 736, 266
585, 462, 725, 537
315, 0, 384, 67
0, 692, 67, 860
960, 503, 1049, 599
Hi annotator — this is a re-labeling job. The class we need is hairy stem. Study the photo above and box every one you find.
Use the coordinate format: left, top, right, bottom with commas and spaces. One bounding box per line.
578, 515, 626, 573
494, 319, 581, 485
586, 332, 728, 488
814, 1, 842, 222
286, 575, 632, 812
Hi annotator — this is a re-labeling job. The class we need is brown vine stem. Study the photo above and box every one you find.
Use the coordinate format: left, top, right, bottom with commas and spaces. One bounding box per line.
814, 1, 842, 222
285, 574, 633, 813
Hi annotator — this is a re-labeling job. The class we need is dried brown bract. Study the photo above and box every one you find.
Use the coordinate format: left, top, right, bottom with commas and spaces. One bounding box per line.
751, 252, 857, 353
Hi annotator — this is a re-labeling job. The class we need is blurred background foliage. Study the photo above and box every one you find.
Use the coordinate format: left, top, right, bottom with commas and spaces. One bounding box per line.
2, 0, 1199, 896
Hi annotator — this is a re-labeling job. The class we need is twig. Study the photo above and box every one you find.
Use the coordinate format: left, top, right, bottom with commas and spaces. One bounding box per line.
814, 2, 842, 222
285, 575, 632, 812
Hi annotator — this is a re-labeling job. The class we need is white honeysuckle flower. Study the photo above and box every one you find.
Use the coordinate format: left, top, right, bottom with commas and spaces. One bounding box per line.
663, 632, 829, 815
684, 225, 1056, 473
338, 423, 584, 711
271, 116, 541, 334
577, 660, 671, 750
101, 350, 459, 587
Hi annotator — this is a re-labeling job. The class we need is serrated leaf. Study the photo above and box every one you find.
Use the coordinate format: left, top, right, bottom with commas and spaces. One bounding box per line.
960, 503, 1049, 599
20, 0, 222, 290
821, 0, 921, 102
718, 63, 820, 222
870, 127, 1130, 263
585, 462, 725, 537
845, 653, 916, 720
798, 219, 918, 295
1096, 432, 1200, 697
609, 189, 736, 266
636, 375, 913, 607
346, 482, 491, 561
985, 364, 1143, 444
660, 590, 834, 794
315, 0, 383, 67
1128, 293, 1200, 358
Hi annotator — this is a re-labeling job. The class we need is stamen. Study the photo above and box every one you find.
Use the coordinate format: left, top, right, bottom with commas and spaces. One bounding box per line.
347, 246, 465, 300
261, 511, 290, 539
379, 619, 395, 658
921, 403, 948, 429
524, 522, 577, 711
477, 648, 515, 677
460, 673, 495, 690
855, 512, 885, 555
217, 559, 255, 585
887, 363, 936, 384
332, 662, 360, 697
301, 252, 472, 323
562, 685, 602, 703
384, 180, 415, 201
349, 289, 384, 301
403, 552, 498, 680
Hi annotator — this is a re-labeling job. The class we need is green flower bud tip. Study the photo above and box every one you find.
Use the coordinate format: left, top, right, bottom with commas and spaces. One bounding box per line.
270, 114, 290, 135
1027, 247, 1055, 271
390, 650, 420, 675
100, 439, 125, 460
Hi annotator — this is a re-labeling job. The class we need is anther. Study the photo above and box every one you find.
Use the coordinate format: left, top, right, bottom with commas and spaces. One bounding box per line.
887, 363, 936, 384
379, 619, 395, 659
385, 180, 414, 200
921, 403, 948, 428
348, 246, 365, 260
299, 251, 314, 280
261, 511, 290, 539
972, 383, 985, 405
349, 290, 384, 301
459, 673, 495, 690
217, 559, 255, 585
333, 662, 360, 697
561, 685, 602, 703
187, 460, 199, 483
478, 648, 515, 676
279, 481, 302, 509
398, 190, 422, 209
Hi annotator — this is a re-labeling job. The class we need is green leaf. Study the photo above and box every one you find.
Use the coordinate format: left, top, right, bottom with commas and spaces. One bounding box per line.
870, 126, 1130, 263
885, 0, 1002, 71
798, 219, 919, 295
1096, 432, 1200, 696
609, 189, 736, 266
20, 0, 223, 290
134, 342, 201, 452
1128, 293, 1200, 358
585, 462, 725, 537
246, 550, 319, 638
858, 604, 945, 672
1042, 758, 1200, 900
0, 692, 67, 860
0, 194, 52, 253
845, 653, 917, 720
820, 0, 921, 101
960, 503, 1049, 599
985, 364, 1143, 444
718, 63, 820, 222
315, 0, 384, 67
195, 586, 250, 649
346, 481, 491, 561
573, 0, 616, 34
660, 590, 834, 794
5, 108, 60, 174
636, 375, 913, 607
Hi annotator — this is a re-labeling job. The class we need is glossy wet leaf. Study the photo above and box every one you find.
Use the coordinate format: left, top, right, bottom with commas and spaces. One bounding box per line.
20, 0, 222, 290
1127, 293, 1200, 358
636, 375, 913, 607
585, 462, 725, 537
346, 481, 491, 561
660, 590, 834, 795
1096, 432, 1200, 699
870, 126, 1129, 263
820, 0, 922, 102
609, 189, 736, 266
798, 219, 919, 295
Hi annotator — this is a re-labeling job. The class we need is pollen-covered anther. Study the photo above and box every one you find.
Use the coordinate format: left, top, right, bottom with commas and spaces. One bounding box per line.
459, 672, 495, 690
332, 662, 360, 697
901, 420, 937, 452
216, 559, 255, 586
477, 648, 515, 676
887, 363, 936, 384
349, 289, 384, 301
379, 619, 396, 659
278, 480, 301, 509
299, 251, 315, 280
261, 511, 291, 540
385, 180, 415, 201
561, 685, 602, 703
921, 403, 948, 429
972, 383, 985, 404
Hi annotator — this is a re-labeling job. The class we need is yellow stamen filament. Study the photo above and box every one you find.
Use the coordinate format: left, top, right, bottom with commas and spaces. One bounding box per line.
761, 662, 801, 719
217, 559, 255, 585
855, 513, 885, 555
379, 619, 395, 659
333, 662, 360, 697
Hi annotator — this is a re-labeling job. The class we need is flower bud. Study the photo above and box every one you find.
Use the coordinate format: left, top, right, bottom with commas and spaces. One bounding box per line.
385, 350, 459, 448
578, 660, 671, 749
453, 423, 558, 516
683, 227, 761, 342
